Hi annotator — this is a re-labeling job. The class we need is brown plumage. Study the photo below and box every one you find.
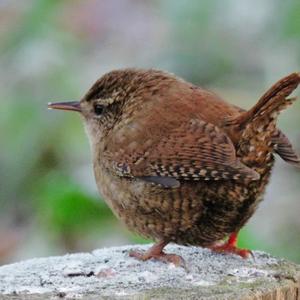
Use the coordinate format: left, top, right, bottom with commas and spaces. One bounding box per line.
49, 69, 300, 265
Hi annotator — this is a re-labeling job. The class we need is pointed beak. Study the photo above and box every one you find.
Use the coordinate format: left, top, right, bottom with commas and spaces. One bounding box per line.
48, 101, 81, 112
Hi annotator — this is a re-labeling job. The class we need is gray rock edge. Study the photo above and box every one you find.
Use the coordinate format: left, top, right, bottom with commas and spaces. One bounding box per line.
0, 244, 299, 299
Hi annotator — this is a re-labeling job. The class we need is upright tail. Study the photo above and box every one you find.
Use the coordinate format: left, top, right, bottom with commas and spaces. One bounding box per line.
226, 73, 300, 168
227, 73, 300, 128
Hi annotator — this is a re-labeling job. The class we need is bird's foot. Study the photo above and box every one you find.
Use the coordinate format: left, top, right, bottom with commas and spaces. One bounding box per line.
129, 250, 185, 266
210, 243, 253, 258
209, 232, 253, 259
129, 241, 185, 267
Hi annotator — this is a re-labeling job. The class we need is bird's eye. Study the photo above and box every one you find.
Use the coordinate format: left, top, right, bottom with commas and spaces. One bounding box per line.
94, 104, 104, 115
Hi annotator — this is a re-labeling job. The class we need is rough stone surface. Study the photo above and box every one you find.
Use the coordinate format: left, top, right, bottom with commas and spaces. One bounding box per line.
0, 244, 299, 299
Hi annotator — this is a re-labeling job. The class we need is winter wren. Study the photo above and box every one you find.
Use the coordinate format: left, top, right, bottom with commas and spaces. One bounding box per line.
48, 69, 300, 265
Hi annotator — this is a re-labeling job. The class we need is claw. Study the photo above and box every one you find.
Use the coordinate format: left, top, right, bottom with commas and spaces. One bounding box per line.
129, 241, 186, 268
129, 250, 185, 267
209, 232, 253, 259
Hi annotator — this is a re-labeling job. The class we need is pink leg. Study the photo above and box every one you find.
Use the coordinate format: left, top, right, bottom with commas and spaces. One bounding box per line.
129, 240, 185, 267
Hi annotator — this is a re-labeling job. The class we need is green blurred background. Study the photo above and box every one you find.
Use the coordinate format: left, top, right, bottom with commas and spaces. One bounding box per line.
0, 0, 299, 265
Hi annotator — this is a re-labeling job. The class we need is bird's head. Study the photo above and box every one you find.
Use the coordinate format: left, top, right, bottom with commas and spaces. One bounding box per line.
48, 68, 178, 147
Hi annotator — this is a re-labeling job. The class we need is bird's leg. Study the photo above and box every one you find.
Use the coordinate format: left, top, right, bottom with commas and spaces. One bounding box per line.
129, 240, 185, 267
209, 232, 253, 259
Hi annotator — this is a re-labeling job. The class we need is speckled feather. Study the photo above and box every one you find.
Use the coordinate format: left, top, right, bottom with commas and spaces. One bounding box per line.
107, 118, 259, 186
81, 69, 300, 246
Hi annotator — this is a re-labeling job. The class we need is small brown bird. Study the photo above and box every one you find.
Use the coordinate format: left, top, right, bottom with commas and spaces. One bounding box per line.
48, 69, 300, 265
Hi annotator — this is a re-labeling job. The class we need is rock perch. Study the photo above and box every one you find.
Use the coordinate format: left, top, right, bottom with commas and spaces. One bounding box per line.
0, 244, 299, 299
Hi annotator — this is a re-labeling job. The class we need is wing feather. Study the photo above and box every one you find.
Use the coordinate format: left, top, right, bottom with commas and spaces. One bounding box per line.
107, 118, 259, 187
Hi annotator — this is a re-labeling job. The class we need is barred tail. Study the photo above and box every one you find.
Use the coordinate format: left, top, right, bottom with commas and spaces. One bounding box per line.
227, 73, 300, 128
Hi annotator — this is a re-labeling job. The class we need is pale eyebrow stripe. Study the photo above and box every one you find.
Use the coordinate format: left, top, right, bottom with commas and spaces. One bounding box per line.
94, 98, 115, 106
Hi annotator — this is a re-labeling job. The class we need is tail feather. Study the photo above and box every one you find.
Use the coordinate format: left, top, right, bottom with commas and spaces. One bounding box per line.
272, 130, 300, 167
226, 73, 300, 127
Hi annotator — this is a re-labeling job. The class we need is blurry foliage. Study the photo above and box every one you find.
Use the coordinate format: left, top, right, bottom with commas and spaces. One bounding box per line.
34, 172, 115, 251
159, 0, 234, 83
0, 0, 299, 264
2, 0, 62, 51
280, 0, 300, 39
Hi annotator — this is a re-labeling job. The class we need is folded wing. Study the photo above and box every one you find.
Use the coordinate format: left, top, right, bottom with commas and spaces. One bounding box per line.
108, 119, 260, 187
